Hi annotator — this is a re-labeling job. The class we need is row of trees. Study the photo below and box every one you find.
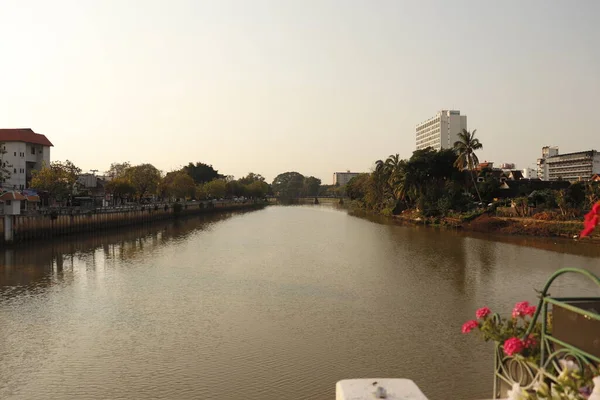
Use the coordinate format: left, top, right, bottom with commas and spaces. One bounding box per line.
29, 160, 273, 205
28, 159, 325, 205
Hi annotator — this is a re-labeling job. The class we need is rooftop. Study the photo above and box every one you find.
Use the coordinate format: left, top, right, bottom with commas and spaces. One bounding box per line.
0, 129, 53, 147
547, 149, 597, 159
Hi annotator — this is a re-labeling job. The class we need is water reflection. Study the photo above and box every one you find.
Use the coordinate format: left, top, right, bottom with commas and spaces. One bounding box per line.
0, 211, 246, 293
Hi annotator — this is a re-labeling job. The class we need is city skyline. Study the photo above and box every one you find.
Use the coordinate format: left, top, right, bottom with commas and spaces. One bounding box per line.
1, 0, 599, 182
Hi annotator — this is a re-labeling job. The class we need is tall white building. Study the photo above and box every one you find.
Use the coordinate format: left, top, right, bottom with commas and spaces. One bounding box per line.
536, 146, 559, 180
333, 171, 360, 186
415, 110, 467, 151
0, 129, 53, 190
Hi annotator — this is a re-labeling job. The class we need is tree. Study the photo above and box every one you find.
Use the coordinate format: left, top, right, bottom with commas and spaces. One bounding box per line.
585, 182, 600, 209
203, 179, 227, 199
272, 172, 305, 199
346, 174, 370, 200
161, 170, 196, 200
30, 160, 81, 202
105, 177, 135, 204
226, 180, 246, 197
106, 162, 131, 179
238, 173, 265, 185
246, 180, 269, 198
303, 176, 321, 197
183, 162, 224, 184
453, 129, 483, 203
124, 163, 161, 200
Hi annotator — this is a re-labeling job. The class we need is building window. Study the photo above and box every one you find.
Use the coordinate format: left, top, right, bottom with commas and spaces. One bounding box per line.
31, 147, 35, 155
13, 168, 16, 173
14, 152, 16, 156
39, 149, 42, 154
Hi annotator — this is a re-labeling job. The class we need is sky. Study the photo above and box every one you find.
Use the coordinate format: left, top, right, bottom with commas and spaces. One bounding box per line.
1, 0, 599, 184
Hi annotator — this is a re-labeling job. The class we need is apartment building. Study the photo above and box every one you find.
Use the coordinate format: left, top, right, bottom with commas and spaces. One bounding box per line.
546, 150, 600, 182
333, 171, 360, 186
415, 110, 467, 151
0, 129, 53, 190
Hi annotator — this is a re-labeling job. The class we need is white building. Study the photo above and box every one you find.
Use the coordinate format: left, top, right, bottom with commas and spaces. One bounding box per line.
522, 167, 537, 179
546, 150, 600, 182
415, 110, 467, 151
333, 171, 360, 186
536, 146, 559, 180
0, 129, 53, 190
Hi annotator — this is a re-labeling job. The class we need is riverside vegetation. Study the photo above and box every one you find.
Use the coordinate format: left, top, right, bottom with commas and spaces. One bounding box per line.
20, 157, 325, 207
345, 130, 600, 239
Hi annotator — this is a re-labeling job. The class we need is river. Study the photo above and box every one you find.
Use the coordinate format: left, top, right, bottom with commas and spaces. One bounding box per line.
1, 205, 600, 399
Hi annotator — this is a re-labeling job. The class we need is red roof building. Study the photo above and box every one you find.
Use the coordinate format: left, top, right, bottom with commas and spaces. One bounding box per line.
0, 128, 53, 191
0, 129, 53, 147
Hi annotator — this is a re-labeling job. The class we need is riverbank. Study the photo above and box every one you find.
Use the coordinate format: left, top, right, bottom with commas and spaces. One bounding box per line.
0, 201, 266, 245
343, 202, 594, 242
391, 210, 593, 241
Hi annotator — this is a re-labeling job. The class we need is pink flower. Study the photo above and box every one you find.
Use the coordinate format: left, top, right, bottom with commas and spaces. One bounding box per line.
503, 337, 525, 356
512, 301, 532, 319
524, 335, 537, 349
524, 305, 536, 317
476, 307, 491, 319
462, 320, 479, 334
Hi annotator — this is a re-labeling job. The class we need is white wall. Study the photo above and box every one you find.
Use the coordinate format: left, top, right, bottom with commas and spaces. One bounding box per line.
522, 168, 536, 179
1, 142, 51, 190
593, 154, 600, 175
333, 172, 360, 186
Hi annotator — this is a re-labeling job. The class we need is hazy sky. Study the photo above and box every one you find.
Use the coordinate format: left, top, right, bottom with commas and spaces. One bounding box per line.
1, 1, 599, 183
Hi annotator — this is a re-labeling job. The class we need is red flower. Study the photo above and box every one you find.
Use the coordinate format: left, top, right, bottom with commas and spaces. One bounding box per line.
476, 307, 491, 319
512, 301, 531, 319
503, 337, 525, 356
524, 305, 536, 317
462, 320, 479, 334
580, 202, 600, 238
524, 335, 537, 349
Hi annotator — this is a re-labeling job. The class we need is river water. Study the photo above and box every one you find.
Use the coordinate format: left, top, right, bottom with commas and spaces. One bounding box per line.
2, 205, 600, 400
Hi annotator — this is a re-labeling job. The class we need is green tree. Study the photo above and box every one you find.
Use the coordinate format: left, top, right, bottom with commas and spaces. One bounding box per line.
106, 162, 131, 179
453, 129, 483, 203
303, 176, 321, 197
203, 179, 227, 199
346, 174, 370, 201
105, 177, 136, 204
124, 163, 161, 200
272, 172, 305, 199
184, 162, 224, 184
30, 160, 81, 202
226, 180, 246, 197
161, 170, 196, 200
246, 180, 269, 198
238, 173, 265, 185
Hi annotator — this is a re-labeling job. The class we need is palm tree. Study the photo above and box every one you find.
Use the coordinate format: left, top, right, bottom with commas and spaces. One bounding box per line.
453, 129, 483, 203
